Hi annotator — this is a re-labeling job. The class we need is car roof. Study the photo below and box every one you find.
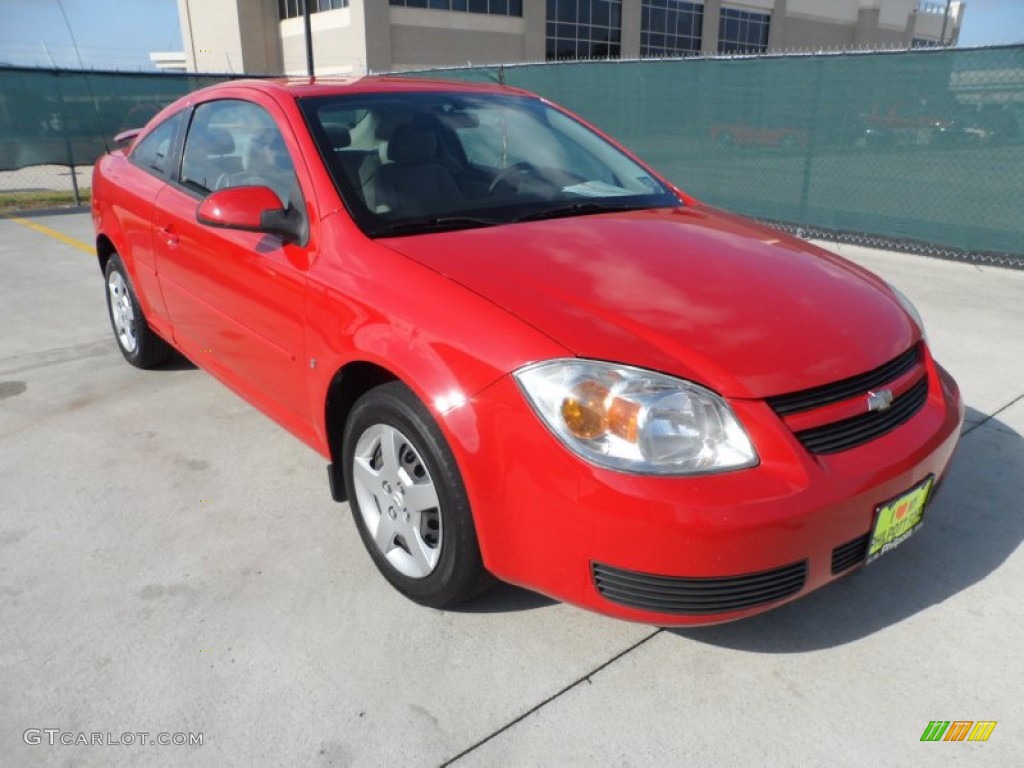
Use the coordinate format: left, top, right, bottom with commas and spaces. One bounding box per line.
204, 75, 535, 101
123, 75, 540, 149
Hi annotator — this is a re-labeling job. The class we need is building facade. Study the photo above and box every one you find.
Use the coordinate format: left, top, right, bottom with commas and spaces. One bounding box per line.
176, 0, 965, 76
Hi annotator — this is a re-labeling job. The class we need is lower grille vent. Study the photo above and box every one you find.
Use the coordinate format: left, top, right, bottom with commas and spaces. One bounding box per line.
831, 534, 870, 575
592, 560, 807, 615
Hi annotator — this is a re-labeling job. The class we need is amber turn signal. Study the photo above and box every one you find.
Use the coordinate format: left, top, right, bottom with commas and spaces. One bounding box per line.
560, 380, 608, 439
560, 380, 641, 443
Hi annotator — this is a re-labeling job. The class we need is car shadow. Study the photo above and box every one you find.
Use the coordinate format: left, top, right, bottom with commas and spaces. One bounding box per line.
154, 350, 197, 371
669, 406, 1023, 652
457, 581, 557, 614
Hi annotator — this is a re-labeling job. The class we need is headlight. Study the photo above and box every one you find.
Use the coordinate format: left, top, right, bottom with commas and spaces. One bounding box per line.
888, 283, 928, 342
514, 360, 758, 475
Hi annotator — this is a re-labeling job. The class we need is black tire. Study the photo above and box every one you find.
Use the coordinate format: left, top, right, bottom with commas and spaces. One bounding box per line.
104, 253, 172, 368
342, 381, 489, 608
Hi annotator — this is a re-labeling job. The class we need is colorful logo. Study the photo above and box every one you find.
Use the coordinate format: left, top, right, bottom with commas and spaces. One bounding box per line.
921, 721, 997, 742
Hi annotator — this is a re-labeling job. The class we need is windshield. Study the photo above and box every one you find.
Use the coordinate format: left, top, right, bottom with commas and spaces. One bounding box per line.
299, 91, 680, 237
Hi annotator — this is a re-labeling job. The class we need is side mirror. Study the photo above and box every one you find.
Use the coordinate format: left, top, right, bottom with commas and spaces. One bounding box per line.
196, 186, 304, 244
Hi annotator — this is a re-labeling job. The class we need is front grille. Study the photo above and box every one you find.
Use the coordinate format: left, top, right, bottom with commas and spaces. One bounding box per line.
592, 560, 807, 615
766, 345, 921, 416
794, 376, 928, 454
831, 534, 870, 575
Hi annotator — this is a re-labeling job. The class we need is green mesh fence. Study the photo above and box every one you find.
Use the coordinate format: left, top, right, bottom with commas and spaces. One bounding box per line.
3, 48, 1021, 260
404, 46, 1024, 260
0, 67, 232, 172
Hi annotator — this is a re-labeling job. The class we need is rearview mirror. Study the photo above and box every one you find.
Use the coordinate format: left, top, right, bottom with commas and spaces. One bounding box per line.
196, 186, 304, 244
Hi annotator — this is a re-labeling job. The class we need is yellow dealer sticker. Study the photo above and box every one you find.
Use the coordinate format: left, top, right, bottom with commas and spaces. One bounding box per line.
866, 476, 934, 564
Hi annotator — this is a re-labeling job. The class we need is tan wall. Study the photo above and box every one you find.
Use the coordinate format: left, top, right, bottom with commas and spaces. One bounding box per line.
788, 0, 860, 25
280, 7, 365, 75
522, 0, 547, 61
701, 0, 721, 54
178, 0, 244, 72
778, 17, 857, 49
388, 6, 526, 71
279, 4, 532, 75
237, 0, 284, 75
390, 26, 526, 70
178, 0, 281, 74
178, 0, 968, 78
620, 0, 642, 59
360, 0, 394, 73
722, 0, 776, 11
877, 0, 918, 31
910, 5, 963, 45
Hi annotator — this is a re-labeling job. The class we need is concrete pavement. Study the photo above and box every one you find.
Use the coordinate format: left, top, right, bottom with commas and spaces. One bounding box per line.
1, 210, 1021, 767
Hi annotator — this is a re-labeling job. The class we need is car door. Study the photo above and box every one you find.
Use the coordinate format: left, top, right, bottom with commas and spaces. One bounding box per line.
111, 110, 186, 332
153, 96, 313, 437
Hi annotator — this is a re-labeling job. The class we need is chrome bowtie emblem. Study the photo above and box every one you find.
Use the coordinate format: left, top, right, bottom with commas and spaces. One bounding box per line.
867, 389, 894, 412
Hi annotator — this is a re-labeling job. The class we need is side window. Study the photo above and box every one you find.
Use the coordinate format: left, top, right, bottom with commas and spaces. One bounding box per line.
128, 111, 183, 176
179, 99, 301, 209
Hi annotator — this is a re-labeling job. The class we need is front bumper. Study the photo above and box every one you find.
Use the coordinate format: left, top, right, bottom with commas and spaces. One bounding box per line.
440, 357, 963, 626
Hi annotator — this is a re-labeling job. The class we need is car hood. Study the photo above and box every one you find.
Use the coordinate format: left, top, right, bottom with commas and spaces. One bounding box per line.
379, 205, 917, 399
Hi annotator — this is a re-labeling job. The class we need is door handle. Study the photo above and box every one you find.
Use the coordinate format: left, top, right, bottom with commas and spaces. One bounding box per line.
158, 225, 179, 248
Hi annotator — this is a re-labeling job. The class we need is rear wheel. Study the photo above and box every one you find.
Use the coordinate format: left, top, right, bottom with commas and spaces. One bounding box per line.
104, 253, 172, 368
342, 382, 488, 608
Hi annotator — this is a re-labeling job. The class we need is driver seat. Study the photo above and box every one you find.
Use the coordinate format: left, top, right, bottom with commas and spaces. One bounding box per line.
376, 120, 464, 215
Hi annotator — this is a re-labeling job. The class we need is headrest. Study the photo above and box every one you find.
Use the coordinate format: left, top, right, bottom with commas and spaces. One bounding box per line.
197, 126, 235, 155
247, 132, 290, 171
388, 122, 437, 164
323, 123, 351, 149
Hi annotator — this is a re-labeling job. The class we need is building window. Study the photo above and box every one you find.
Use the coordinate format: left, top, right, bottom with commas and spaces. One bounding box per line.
279, 0, 349, 20
546, 1, 623, 61
641, 0, 703, 57
718, 7, 769, 54
387, 0, 524, 16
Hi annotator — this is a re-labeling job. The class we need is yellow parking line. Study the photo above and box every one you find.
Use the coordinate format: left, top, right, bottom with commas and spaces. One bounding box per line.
2, 214, 94, 255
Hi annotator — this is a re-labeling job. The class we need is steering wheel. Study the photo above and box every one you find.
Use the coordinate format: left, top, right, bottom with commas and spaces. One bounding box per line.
487, 162, 538, 195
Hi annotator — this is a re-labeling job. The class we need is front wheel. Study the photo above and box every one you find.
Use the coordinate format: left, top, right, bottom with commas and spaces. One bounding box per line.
342, 382, 489, 608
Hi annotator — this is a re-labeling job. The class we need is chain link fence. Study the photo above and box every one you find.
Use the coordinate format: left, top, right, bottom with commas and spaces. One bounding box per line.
0, 67, 233, 211
404, 45, 1024, 268
0, 164, 92, 209
2, 48, 1022, 268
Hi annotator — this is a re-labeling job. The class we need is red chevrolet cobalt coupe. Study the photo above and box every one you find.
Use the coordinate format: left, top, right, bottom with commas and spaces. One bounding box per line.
92, 78, 963, 625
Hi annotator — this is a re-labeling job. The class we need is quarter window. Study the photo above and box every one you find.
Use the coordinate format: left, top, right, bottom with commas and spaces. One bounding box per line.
128, 112, 183, 176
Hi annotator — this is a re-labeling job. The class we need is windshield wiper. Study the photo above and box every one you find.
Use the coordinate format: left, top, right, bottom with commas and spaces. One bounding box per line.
372, 215, 501, 237
512, 201, 648, 223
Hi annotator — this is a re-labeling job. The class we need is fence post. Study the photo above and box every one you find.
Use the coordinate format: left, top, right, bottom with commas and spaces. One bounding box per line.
53, 72, 82, 207
798, 56, 824, 224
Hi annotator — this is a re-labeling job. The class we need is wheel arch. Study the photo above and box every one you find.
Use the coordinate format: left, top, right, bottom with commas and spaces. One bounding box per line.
96, 233, 116, 275
324, 360, 400, 501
